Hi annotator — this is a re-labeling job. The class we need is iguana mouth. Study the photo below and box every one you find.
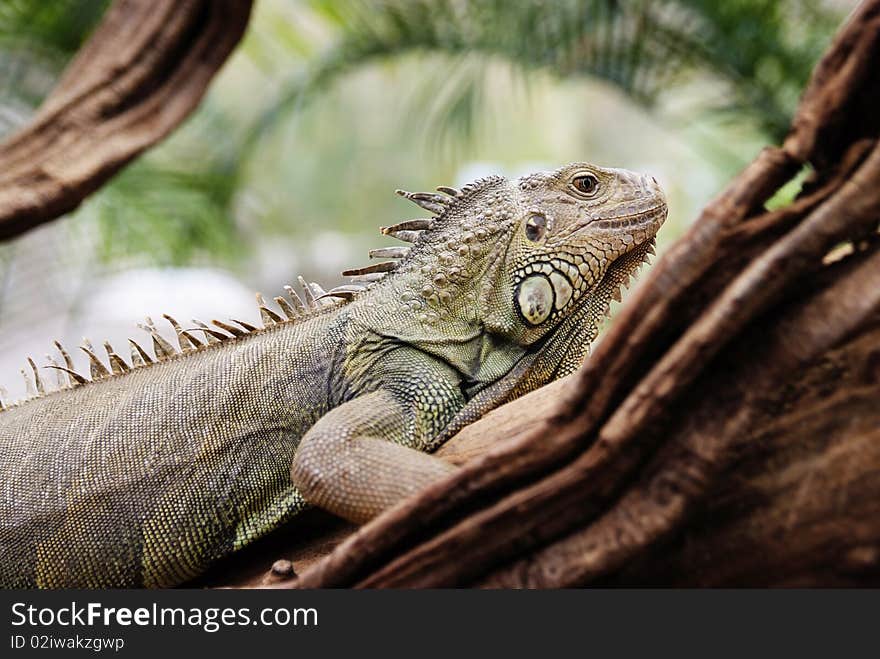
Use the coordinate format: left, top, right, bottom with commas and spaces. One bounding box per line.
573, 203, 667, 234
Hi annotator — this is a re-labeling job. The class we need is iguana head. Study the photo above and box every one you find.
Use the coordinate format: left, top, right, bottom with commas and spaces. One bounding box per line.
381, 162, 666, 347
482, 162, 666, 344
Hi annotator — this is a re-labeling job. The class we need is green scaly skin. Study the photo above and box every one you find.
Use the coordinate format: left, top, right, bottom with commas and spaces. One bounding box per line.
0, 163, 666, 588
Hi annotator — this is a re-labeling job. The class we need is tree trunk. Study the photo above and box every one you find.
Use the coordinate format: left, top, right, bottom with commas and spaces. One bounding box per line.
0, 0, 253, 240
243, 0, 878, 588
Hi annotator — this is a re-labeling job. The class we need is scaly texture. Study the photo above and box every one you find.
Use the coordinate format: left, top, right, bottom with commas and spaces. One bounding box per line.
0, 163, 665, 587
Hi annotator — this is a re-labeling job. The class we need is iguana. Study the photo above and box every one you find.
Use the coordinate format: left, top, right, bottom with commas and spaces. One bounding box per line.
0, 163, 666, 588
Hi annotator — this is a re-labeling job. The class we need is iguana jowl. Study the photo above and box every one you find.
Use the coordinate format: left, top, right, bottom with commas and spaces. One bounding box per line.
0, 163, 666, 588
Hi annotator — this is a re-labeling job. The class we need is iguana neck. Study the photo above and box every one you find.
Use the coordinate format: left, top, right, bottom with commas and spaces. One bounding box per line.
350, 177, 523, 384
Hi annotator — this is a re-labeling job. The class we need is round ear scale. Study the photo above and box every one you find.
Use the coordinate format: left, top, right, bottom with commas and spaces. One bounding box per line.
515, 275, 555, 326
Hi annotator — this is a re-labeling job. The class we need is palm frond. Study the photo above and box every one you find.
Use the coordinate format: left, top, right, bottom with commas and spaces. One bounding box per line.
86, 104, 247, 266
249, 0, 841, 152
87, 159, 240, 266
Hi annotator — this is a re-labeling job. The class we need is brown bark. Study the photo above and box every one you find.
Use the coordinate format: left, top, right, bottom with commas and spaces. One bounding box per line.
0, 0, 253, 241
235, 0, 878, 588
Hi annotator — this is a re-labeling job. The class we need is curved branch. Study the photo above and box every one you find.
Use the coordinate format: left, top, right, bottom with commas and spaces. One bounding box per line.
0, 0, 253, 240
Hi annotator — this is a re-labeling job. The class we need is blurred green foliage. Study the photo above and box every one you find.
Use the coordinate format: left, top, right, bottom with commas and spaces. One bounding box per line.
0, 0, 848, 268
0, 0, 244, 265
257, 0, 840, 146
0, 0, 106, 62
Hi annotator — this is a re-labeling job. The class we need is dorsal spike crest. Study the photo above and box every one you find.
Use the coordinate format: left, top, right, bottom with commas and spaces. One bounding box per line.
128, 339, 152, 366
103, 341, 130, 374
212, 319, 246, 338
27, 357, 45, 395
380, 219, 433, 235
436, 185, 462, 197
231, 319, 258, 333
81, 340, 110, 379
382, 228, 423, 244
256, 293, 283, 326
53, 340, 74, 371
369, 246, 410, 260
308, 282, 335, 308
284, 285, 307, 314
349, 272, 386, 284
0, 173, 522, 411
22, 368, 35, 397
395, 189, 449, 215
138, 317, 176, 360
193, 320, 225, 343
274, 296, 297, 320
181, 330, 204, 349
320, 285, 366, 301
44, 365, 88, 386
297, 276, 318, 310
46, 354, 66, 388
163, 314, 201, 351
53, 341, 76, 387
341, 261, 397, 277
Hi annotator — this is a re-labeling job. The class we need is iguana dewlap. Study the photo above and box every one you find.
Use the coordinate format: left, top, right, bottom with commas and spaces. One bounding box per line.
0, 163, 666, 587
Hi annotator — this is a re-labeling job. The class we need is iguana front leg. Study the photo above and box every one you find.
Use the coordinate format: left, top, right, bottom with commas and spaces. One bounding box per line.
291, 353, 464, 524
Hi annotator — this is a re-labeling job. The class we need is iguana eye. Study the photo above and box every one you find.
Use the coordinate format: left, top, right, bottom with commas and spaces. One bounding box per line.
571, 174, 599, 196
525, 213, 547, 242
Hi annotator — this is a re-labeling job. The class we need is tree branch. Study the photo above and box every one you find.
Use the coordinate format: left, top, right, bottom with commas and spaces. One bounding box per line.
0, 0, 253, 241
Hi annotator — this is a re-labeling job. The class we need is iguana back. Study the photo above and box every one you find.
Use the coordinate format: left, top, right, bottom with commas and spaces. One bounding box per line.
0, 309, 346, 587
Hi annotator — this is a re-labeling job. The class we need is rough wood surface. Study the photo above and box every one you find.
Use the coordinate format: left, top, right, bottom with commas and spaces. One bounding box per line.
613, 332, 880, 587
0, 0, 253, 240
